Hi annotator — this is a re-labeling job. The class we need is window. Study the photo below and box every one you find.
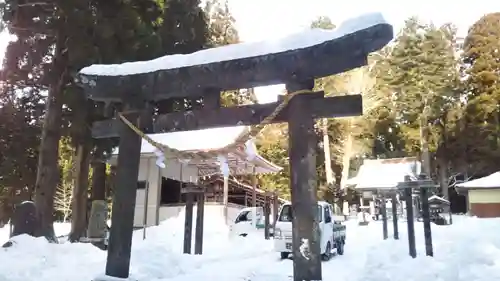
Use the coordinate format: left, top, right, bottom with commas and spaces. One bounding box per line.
160, 177, 182, 205
137, 181, 147, 189
317, 205, 323, 222
235, 211, 251, 223
279, 205, 293, 222
279, 205, 323, 222
324, 206, 332, 223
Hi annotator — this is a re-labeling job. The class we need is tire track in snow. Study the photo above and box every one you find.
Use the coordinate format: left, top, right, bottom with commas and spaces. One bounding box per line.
157, 249, 278, 281
243, 221, 384, 281
156, 222, 384, 281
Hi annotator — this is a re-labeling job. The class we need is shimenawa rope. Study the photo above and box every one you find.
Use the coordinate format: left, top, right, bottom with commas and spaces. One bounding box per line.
117, 89, 310, 167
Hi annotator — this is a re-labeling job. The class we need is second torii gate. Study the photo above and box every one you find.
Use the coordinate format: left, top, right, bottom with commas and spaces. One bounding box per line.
78, 13, 392, 281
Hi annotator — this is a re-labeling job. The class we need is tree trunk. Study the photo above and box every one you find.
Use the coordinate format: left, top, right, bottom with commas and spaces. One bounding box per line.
321, 118, 335, 186
420, 114, 432, 177
438, 110, 449, 200
68, 143, 91, 242
437, 158, 449, 199
87, 151, 108, 240
340, 133, 353, 188
340, 120, 353, 214
33, 35, 68, 241
91, 159, 107, 201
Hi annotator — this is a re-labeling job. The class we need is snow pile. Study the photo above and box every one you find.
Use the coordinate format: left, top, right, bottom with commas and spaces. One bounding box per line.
79, 12, 389, 76
356, 217, 500, 281
0, 211, 273, 281
0, 222, 72, 244
250, 216, 500, 281
1, 215, 499, 281
0, 234, 104, 281
0, 225, 10, 244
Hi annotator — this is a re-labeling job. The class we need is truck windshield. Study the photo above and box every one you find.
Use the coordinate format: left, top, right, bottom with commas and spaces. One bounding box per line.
278, 205, 322, 222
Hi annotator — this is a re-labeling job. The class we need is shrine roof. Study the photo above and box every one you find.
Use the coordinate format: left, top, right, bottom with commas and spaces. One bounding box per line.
112, 126, 282, 175
77, 12, 393, 101
346, 158, 422, 190
138, 126, 247, 152
456, 172, 500, 190
202, 176, 289, 204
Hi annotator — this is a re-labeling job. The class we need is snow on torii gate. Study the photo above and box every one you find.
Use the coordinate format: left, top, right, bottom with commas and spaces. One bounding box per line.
77, 13, 392, 281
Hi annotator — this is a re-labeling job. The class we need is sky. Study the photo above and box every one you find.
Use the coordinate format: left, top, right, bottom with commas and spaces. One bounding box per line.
1, 0, 500, 102
228, 0, 500, 103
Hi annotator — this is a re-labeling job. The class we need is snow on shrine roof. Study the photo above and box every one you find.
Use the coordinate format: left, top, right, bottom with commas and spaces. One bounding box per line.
144, 126, 246, 153
428, 195, 450, 204
80, 12, 388, 76
349, 158, 421, 190
456, 172, 500, 189
112, 126, 246, 154
111, 126, 282, 174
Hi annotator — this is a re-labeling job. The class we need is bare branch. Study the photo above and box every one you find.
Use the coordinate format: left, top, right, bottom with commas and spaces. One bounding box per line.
16, 2, 54, 7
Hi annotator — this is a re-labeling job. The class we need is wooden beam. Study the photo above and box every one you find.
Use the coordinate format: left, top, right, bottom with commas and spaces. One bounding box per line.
223, 176, 229, 223
264, 196, 270, 240
183, 192, 194, 254
180, 185, 205, 194
105, 110, 143, 278
272, 191, 279, 228
251, 166, 257, 226
91, 94, 362, 138
194, 193, 205, 255
203, 88, 221, 109
78, 24, 393, 102
286, 81, 322, 281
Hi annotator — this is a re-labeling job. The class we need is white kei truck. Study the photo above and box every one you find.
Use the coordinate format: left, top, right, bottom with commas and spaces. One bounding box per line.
273, 201, 347, 260
230, 206, 274, 237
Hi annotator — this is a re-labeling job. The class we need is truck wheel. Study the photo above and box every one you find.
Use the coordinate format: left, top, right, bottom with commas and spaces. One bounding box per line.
321, 242, 331, 261
280, 252, 289, 259
336, 241, 345, 255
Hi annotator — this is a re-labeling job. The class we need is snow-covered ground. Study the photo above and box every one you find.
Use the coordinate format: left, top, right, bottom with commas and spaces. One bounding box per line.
0, 222, 71, 245
0, 214, 499, 281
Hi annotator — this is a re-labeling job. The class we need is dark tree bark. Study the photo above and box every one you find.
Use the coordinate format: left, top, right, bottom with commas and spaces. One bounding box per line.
33, 34, 68, 241
68, 90, 93, 243
91, 157, 107, 201
68, 143, 92, 242
87, 148, 108, 242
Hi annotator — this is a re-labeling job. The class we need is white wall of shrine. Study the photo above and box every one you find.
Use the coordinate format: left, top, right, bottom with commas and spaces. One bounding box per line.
156, 203, 245, 228
131, 156, 199, 227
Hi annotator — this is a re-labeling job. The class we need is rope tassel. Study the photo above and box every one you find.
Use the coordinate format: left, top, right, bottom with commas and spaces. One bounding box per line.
217, 155, 230, 177
244, 139, 257, 161
154, 149, 166, 168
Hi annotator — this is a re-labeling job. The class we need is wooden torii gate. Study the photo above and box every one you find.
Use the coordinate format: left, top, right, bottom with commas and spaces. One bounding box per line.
78, 14, 392, 281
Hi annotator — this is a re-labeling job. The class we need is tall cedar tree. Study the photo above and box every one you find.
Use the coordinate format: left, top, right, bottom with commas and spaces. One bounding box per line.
380, 17, 459, 183
461, 13, 500, 173
0, 0, 163, 240
155, 0, 208, 112
203, 0, 246, 106
65, 0, 162, 242
310, 16, 340, 203
257, 16, 341, 201
204, 0, 238, 46
0, 98, 41, 223
366, 47, 407, 159
160, 0, 207, 54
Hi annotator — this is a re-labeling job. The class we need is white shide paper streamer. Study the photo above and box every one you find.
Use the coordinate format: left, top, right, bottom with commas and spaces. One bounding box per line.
217, 155, 229, 177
